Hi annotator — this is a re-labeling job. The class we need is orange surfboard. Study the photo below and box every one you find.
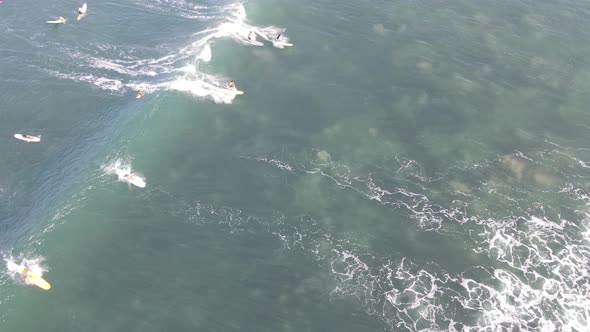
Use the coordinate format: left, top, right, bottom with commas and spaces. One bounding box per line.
21, 267, 51, 291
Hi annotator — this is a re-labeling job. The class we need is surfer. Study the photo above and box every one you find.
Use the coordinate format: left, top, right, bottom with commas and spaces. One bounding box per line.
276, 33, 282, 41
20, 267, 29, 279
18, 266, 51, 290
247, 31, 253, 40
57, 16, 66, 23
136, 91, 144, 99
228, 80, 236, 89
77, 3, 88, 20
23, 135, 35, 140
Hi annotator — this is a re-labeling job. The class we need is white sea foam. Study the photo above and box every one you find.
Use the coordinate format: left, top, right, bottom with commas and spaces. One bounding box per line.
142, 161, 589, 331
46, 70, 124, 92
131, 0, 222, 20
239, 155, 295, 173
238, 148, 590, 331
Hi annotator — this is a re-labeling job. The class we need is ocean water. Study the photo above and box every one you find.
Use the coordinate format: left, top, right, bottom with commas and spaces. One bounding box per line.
1, 0, 590, 330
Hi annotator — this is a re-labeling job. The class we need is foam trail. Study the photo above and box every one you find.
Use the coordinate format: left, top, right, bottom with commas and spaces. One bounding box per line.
130, 0, 221, 20
46, 70, 124, 92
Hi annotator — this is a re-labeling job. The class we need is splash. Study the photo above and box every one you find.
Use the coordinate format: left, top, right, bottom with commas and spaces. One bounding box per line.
197, 44, 212, 63
4, 254, 48, 286
103, 158, 145, 187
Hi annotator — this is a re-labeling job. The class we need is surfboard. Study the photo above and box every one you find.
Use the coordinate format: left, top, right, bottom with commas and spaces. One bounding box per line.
273, 41, 293, 49
47, 19, 66, 24
14, 134, 40, 142
79, 3, 87, 14
77, 3, 87, 20
124, 174, 146, 188
21, 268, 51, 291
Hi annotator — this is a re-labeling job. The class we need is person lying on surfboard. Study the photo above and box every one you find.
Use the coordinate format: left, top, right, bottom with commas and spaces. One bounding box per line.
23, 135, 36, 140
19, 266, 51, 290
228, 80, 236, 89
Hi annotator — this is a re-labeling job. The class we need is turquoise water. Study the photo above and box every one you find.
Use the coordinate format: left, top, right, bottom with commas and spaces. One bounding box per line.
1, 0, 590, 330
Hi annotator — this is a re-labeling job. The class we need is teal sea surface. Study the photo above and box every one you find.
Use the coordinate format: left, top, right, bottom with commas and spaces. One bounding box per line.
1, 0, 590, 330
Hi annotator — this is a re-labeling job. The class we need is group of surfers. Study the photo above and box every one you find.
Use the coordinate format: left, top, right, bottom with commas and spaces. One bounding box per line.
51, 4, 87, 24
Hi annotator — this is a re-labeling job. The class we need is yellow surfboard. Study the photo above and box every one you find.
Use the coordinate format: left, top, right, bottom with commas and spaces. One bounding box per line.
21, 268, 51, 291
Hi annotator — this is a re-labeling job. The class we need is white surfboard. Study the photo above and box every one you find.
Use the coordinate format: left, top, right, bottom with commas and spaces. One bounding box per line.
77, 3, 87, 20
273, 41, 293, 49
14, 134, 40, 142
47, 19, 66, 24
120, 172, 146, 188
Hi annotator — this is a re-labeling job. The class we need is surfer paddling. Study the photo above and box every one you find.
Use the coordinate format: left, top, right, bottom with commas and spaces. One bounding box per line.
20, 267, 30, 279
15, 133, 40, 142
47, 16, 66, 24
78, 3, 87, 15
18, 266, 51, 290
77, 3, 88, 20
